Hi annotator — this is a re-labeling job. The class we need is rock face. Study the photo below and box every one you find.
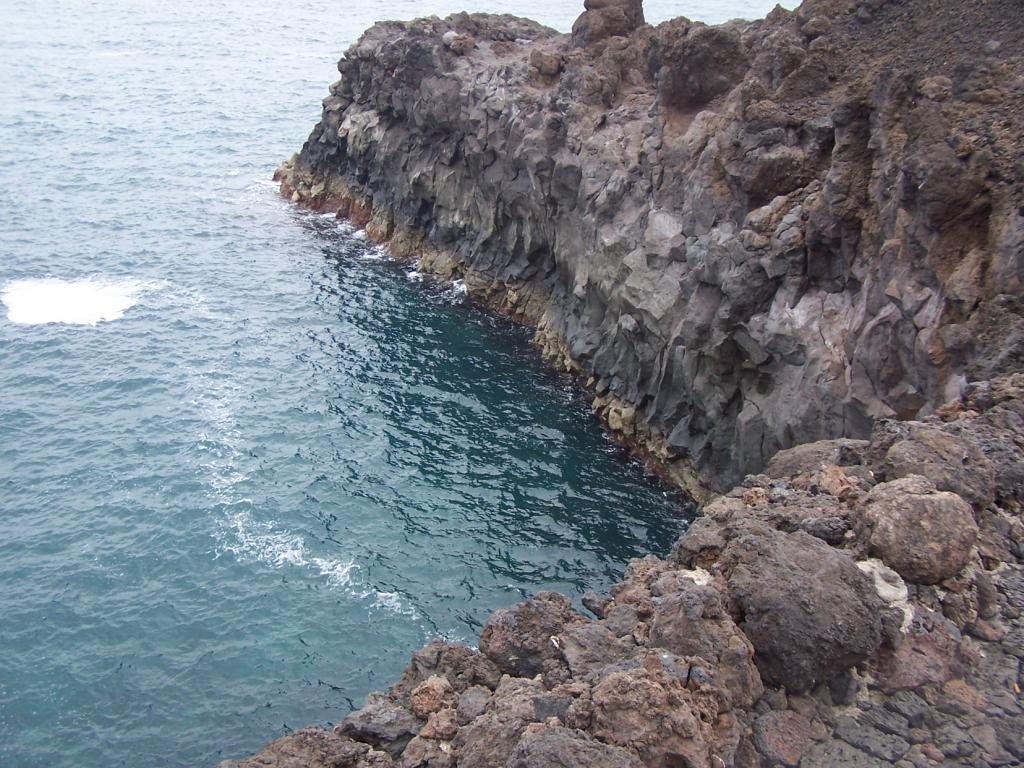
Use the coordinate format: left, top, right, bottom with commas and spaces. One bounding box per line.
224, 375, 1024, 768
277, 0, 1024, 494
226, 1, 1024, 766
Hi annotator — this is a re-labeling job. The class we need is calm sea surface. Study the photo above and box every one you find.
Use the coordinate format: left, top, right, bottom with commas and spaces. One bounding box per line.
0, 0, 788, 765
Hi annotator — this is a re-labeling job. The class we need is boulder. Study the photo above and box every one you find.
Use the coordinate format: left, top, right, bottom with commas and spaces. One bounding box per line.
752, 711, 815, 767
722, 528, 884, 692
571, 0, 644, 46
390, 642, 501, 702
862, 476, 978, 584
765, 438, 869, 479
880, 425, 995, 510
337, 693, 423, 757
506, 725, 644, 768
590, 654, 715, 768
455, 685, 491, 725
409, 676, 456, 719
399, 736, 452, 768
452, 676, 578, 768
217, 727, 394, 768
648, 577, 763, 708
478, 592, 585, 677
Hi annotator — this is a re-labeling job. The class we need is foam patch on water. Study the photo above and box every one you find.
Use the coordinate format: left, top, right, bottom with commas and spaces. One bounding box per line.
1, 277, 151, 325
94, 50, 143, 58
216, 509, 412, 612
361, 245, 390, 262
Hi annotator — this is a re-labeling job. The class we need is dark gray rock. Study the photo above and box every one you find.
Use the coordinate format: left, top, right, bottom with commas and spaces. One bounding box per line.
721, 528, 884, 692
278, 0, 1024, 495
505, 726, 644, 768
337, 694, 423, 757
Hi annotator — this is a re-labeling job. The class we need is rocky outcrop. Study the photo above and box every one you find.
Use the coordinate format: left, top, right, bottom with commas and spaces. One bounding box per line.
276, 0, 1024, 495
223, 374, 1024, 767
229, 1, 1024, 765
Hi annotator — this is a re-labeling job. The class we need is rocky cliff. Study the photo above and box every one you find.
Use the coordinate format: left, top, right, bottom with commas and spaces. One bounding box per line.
223, 375, 1024, 767
233, 1, 1024, 766
276, 0, 1024, 495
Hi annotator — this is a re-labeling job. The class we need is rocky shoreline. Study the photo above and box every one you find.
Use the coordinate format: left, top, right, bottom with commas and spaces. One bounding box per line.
223, 377, 1024, 766
226, 0, 1024, 765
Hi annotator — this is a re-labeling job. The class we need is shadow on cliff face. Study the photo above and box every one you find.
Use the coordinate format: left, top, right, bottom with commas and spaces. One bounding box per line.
277, 0, 1024, 499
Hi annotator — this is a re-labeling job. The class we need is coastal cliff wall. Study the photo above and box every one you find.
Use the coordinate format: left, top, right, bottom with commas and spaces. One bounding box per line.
277, 0, 1024, 494
220, 1, 1024, 766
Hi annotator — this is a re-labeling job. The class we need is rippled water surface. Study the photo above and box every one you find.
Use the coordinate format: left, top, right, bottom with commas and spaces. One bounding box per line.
0, 0, 789, 765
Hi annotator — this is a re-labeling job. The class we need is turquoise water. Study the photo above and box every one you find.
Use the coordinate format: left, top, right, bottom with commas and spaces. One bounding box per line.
0, 0, 785, 765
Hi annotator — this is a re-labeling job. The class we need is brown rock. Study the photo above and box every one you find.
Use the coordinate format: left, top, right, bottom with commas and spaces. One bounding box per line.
478, 592, 585, 677
881, 425, 996, 510
337, 693, 423, 757
590, 657, 714, 768
390, 642, 501, 701
752, 711, 814, 767
765, 439, 869, 479
870, 617, 972, 693
863, 476, 978, 584
400, 736, 453, 768
529, 49, 563, 77
419, 708, 459, 741
218, 727, 393, 768
505, 725, 644, 768
410, 676, 456, 719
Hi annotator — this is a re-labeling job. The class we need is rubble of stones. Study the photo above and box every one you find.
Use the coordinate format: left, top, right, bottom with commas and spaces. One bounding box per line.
276, 0, 1024, 493
222, 375, 1024, 767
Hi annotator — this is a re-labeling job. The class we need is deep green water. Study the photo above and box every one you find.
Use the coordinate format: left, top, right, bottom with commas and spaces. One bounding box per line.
0, 0, 786, 765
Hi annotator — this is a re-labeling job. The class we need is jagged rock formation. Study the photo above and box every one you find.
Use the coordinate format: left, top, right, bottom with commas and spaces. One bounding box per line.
276, 0, 1024, 494
222, 374, 1024, 767
236, 1, 1024, 765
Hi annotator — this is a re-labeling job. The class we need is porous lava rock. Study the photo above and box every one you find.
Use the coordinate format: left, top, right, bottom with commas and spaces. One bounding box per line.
862, 475, 979, 584
478, 591, 585, 678
720, 527, 884, 692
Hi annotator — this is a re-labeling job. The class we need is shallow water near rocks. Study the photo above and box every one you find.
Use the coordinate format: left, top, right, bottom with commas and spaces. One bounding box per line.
0, 0, 789, 765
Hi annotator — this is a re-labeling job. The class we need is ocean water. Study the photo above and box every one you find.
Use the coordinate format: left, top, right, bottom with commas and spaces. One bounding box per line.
0, 0, 790, 765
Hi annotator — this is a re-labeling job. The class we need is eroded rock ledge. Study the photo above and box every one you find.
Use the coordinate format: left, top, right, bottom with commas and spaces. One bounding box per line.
276, 0, 1024, 494
223, 375, 1024, 767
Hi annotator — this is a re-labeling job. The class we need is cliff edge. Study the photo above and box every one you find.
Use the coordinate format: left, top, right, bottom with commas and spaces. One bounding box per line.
276, 0, 1024, 495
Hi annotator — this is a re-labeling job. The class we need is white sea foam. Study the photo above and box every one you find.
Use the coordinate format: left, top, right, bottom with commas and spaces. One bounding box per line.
451, 279, 467, 296
406, 270, 424, 282
1, 277, 151, 325
351, 229, 367, 240
361, 245, 389, 262
215, 509, 411, 612
94, 50, 143, 58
